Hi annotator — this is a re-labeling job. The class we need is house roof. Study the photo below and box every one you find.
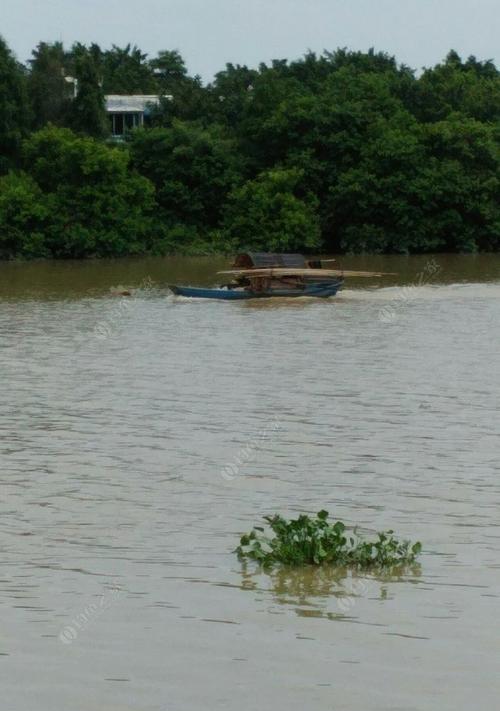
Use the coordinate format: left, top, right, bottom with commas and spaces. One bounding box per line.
105, 95, 170, 113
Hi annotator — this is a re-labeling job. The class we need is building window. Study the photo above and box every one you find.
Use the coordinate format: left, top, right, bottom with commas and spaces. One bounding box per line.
109, 113, 143, 136
125, 113, 140, 130
113, 114, 124, 136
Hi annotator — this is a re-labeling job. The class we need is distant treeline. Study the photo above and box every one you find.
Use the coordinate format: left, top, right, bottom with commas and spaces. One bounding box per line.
1, 37, 500, 259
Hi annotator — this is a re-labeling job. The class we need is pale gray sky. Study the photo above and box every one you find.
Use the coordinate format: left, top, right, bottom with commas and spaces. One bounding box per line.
1, 0, 499, 81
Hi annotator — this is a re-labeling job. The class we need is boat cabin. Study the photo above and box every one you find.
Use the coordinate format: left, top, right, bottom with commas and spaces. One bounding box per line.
229, 253, 332, 291
232, 252, 326, 269
233, 252, 307, 269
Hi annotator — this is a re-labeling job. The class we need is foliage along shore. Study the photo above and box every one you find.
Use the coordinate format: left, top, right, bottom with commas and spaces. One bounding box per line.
2, 37, 500, 260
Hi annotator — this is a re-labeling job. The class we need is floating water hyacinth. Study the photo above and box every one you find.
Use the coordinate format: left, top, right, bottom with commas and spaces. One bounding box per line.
236, 511, 422, 569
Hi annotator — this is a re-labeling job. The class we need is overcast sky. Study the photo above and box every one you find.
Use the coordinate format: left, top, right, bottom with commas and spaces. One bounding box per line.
1, 0, 499, 81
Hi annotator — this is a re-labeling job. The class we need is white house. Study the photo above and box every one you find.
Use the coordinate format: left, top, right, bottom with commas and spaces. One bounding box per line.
105, 95, 171, 137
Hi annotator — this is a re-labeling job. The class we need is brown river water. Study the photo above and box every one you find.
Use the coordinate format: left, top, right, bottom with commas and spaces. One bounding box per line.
1, 254, 500, 711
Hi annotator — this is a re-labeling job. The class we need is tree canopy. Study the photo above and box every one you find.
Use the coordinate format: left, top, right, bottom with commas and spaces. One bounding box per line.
0, 36, 30, 173
1, 37, 500, 258
28, 42, 72, 129
69, 46, 108, 138
0, 126, 158, 259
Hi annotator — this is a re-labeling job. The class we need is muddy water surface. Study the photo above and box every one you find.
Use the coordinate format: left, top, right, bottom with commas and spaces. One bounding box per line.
1, 254, 499, 711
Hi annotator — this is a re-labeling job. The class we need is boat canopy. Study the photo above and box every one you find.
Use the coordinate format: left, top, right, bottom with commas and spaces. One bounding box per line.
233, 253, 306, 269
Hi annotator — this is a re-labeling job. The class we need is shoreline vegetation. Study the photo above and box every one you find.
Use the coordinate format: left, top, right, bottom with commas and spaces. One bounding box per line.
2, 38, 500, 260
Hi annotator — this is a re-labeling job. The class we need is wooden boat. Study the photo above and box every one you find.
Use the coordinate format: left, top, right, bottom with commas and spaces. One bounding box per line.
169, 252, 394, 300
169, 281, 343, 300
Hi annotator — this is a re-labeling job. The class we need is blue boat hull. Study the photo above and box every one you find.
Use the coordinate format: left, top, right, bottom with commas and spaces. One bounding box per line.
170, 281, 343, 300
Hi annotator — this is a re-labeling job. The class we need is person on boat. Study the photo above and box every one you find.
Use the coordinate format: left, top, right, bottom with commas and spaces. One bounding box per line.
250, 277, 271, 293
272, 276, 303, 290
225, 276, 250, 290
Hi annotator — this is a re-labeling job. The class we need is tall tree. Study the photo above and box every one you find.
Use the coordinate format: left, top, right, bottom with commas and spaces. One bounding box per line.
208, 63, 258, 127
150, 50, 187, 90
0, 171, 48, 258
129, 120, 241, 233
222, 168, 321, 252
0, 36, 30, 173
412, 50, 500, 122
147, 50, 210, 126
13, 125, 158, 258
69, 46, 108, 138
28, 42, 72, 128
102, 44, 157, 93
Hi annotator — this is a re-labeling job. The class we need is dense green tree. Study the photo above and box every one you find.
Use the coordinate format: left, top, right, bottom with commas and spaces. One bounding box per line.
271, 48, 413, 89
222, 168, 321, 251
329, 115, 500, 253
413, 51, 500, 122
129, 121, 242, 232
102, 44, 157, 94
0, 172, 48, 258
236, 66, 414, 249
28, 42, 72, 128
150, 50, 187, 91
463, 54, 498, 79
148, 75, 214, 126
208, 63, 259, 128
0, 36, 30, 173
420, 117, 500, 251
69, 47, 108, 138
234, 71, 309, 170
1, 126, 159, 258
3, 40, 500, 258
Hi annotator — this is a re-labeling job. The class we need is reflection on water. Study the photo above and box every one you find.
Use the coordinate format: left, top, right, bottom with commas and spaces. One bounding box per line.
1, 254, 500, 711
240, 562, 421, 619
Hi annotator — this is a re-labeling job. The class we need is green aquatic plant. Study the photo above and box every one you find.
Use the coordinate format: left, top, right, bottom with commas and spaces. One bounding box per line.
236, 511, 422, 569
